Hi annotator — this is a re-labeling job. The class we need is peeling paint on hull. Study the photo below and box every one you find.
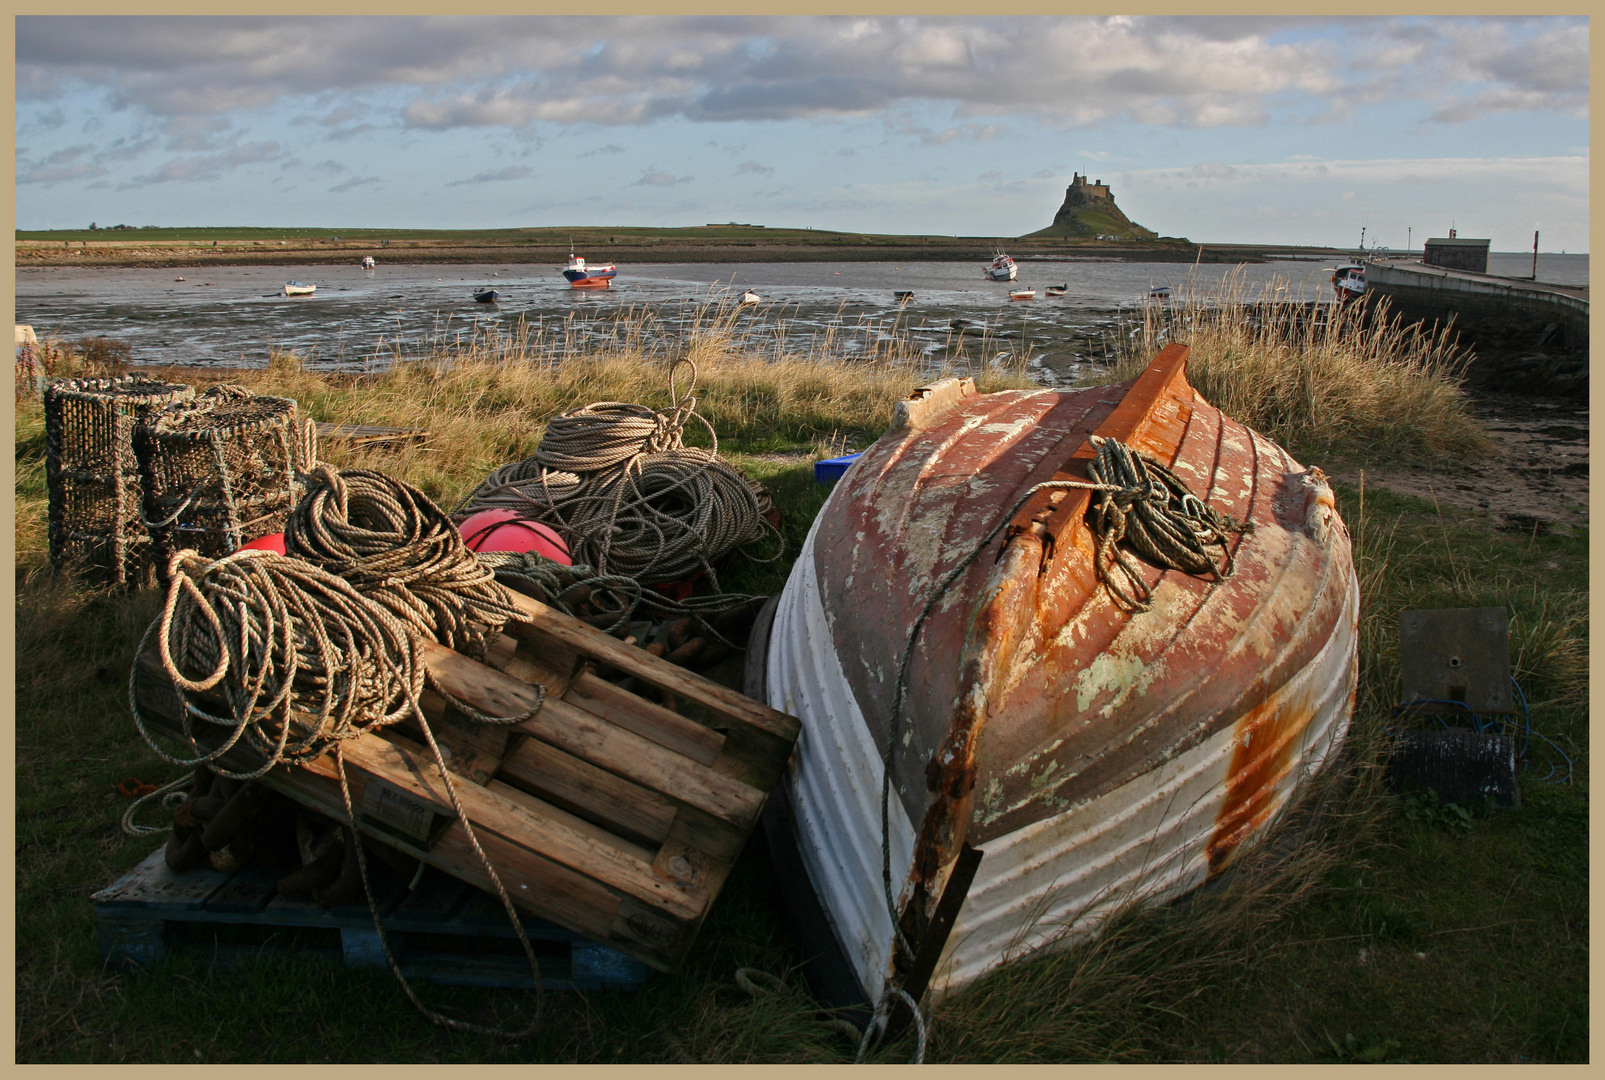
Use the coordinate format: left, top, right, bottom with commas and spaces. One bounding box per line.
765, 348, 1359, 1003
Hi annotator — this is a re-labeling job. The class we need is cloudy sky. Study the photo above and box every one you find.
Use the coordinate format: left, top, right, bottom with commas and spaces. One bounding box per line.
14, 16, 1590, 250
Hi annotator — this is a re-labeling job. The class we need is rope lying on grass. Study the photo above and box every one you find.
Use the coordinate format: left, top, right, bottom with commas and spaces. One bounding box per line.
457, 358, 782, 596
286, 465, 526, 662
128, 547, 544, 1040
861, 434, 1253, 1063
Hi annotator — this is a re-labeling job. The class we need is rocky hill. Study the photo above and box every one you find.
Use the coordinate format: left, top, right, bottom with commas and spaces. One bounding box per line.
1025, 173, 1158, 241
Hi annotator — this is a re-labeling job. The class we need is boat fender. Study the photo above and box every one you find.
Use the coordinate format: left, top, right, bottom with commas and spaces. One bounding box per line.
893, 377, 978, 431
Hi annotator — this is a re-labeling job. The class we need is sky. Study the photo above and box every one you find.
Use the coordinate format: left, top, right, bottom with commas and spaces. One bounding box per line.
13, 16, 1590, 251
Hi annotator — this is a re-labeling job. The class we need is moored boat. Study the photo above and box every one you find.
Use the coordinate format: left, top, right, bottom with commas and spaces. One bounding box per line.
563, 250, 618, 289
752, 345, 1358, 1019
1329, 263, 1366, 303
473, 289, 499, 303
740, 290, 761, 305
1008, 288, 1035, 301
984, 252, 1018, 282
361, 256, 376, 269
1044, 283, 1067, 297
282, 281, 315, 296
894, 291, 915, 304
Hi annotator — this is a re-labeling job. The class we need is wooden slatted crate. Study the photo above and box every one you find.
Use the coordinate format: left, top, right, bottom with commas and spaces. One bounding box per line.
95, 848, 652, 990
133, 592, 801, 975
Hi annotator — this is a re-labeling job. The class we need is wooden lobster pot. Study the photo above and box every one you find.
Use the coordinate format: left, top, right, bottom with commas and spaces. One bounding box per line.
135, 591, 801, 973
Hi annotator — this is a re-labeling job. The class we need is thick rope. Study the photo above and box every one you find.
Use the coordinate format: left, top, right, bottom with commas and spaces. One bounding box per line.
128, 547, 545, 1040
457, 358, 782, 595
1085, 435, 1251, 614
286, 466, 528, 662
861, 435, 1251, 1061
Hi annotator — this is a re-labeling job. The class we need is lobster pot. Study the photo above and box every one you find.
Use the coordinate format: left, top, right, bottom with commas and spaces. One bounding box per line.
135, 391, 318, 569
45, 375, 196, 584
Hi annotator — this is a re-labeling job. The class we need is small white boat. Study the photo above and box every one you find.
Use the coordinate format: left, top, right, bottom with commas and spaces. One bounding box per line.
1044, 284, 1067, 297
1009, 289, 1035, 301
984, 252, 1018, 282
282, 281, 316, 296
1150, 285, 1173, 300
740, 290, 761, 305
361, 256, 376, 269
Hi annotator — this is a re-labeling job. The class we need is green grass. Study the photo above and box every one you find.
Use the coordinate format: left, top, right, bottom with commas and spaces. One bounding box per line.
14, 336, 1587, 1062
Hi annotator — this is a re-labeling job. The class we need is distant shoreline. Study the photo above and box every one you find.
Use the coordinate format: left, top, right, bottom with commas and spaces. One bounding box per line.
15, 226, 1352, 270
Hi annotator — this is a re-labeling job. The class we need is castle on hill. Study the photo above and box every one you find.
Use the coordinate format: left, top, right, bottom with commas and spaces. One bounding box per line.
1025, 171, 1157, 241
1068, 173, 1111, 199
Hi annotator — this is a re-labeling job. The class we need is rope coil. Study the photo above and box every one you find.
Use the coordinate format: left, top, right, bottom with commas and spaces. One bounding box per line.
129, 546, 545, 1040
458, 359, 782, 593
286, 465, 526, 661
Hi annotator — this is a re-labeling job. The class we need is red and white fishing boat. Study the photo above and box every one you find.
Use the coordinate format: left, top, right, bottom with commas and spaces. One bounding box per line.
1329, 262, 1366, 304
984, 252, 1018, 282
751, 344, 1358, 1018
563, 250, 618, 290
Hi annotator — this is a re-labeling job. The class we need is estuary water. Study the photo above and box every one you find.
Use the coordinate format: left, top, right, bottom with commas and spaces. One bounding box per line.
15, 253, 1586, 381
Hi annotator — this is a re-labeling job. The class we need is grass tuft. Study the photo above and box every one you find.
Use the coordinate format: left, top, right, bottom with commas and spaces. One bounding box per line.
1106, 273, 1490, 465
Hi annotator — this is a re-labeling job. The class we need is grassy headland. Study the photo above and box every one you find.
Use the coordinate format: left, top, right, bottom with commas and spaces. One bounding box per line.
16, 223, 1347, 269
14, 303, 1585, 1062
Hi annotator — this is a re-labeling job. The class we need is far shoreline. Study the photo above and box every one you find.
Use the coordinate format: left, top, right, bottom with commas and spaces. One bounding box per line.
16, 225, 1354, 271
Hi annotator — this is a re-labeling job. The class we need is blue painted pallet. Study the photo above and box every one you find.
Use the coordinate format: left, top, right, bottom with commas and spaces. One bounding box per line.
93, 848, 652, 991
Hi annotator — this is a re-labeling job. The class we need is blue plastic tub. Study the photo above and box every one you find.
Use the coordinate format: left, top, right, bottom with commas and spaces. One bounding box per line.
813, 452, 863, 483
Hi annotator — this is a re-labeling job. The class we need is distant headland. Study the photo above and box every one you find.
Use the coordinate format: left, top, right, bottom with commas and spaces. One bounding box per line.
15, 220, 1345, 269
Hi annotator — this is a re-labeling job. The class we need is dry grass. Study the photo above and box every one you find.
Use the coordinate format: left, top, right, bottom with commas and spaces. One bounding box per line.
1108, 274, 1490, 466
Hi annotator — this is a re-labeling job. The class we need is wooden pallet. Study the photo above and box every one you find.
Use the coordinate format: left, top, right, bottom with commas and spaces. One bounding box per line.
133, 590, 801, 976
313, 422, 429, 448
94, 848, 652, 990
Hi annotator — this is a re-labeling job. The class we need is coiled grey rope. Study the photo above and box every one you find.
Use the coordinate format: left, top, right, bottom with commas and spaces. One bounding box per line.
286, 465, 528, 662
128, 547, 545, 1040
1085, 435, 1250, 614
861, 435, 1250, 1062
457, 358, 782, 593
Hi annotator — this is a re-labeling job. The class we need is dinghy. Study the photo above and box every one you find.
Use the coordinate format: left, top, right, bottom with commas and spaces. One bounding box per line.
750, 344, 1358, 1018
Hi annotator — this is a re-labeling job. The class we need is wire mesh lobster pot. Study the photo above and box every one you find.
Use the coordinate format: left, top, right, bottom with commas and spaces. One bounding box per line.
45, 375, 196, 584
134, 388, 318, 573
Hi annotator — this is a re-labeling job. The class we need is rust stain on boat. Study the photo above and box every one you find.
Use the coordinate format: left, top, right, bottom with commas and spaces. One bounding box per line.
1207, 688, 1316, 872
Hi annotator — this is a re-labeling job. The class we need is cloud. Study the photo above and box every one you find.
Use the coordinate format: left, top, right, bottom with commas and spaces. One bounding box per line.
163, 116, 232, 152
632, 167, 692, 186
115, 140, 286, 188
329, 174, 381, 193
18, 144, 107, 184
735, 160, 773, 175
447, 166, 534, 185
14, 16, 1587, 133
581, 143, 626, 156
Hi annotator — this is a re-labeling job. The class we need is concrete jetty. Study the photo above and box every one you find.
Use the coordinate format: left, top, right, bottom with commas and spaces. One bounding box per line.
1362, 257, 1587, 397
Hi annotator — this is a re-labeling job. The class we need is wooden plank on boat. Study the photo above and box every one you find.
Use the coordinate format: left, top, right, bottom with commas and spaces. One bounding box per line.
314, 422, 429, 448
1010, 342, 1196, 550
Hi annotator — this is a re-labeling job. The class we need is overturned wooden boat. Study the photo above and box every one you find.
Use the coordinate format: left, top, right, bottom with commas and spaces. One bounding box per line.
750, 344, 1358, 1013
